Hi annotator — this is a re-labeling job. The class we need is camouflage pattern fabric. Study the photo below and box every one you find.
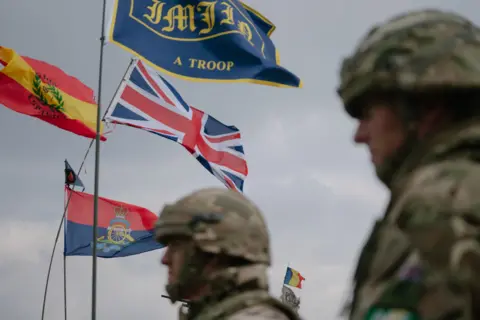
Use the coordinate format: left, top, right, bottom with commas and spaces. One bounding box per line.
337, 9, 480, 118
192, 288, 300, 320
346, 119, 480, 319
156, 188, 301, 320
336, 9, 480, 320
228, 304, 293, 320
155, 187, 270, 264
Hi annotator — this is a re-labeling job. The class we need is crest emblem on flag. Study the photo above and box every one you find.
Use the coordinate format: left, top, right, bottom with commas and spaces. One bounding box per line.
96, 206, 135, 253
64, 188, 163, 258
30, 73, 66, 114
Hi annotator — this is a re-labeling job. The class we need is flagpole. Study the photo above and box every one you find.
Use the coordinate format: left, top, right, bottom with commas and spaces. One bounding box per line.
63, 239, 68, 320
40, 160, 89, 320
63, 185, 68, 320
89, 26, 137, 320
91, 0, 108, 318
62, 186, 68, 320
39, 54, 135, 319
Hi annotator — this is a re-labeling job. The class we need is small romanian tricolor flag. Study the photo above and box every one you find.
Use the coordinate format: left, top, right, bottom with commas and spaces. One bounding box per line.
283, 266, 305, 289
0, 46, 106, 140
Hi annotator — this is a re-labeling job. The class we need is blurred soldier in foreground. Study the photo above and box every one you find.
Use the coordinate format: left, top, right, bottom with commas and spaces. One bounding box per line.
337, 9, 480, 320
155, 187, 301, 320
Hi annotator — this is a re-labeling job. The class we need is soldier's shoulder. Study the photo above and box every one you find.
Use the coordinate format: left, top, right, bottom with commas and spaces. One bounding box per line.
397, 159, 480, 218
407, 158, 480, 191
226, 303, 294, 320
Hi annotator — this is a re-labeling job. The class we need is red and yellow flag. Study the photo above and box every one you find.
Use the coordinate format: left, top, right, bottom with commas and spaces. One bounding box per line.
0, 46, 106, 140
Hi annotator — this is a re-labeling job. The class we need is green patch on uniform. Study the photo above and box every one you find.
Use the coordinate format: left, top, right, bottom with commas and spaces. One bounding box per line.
364, 307, 419, 320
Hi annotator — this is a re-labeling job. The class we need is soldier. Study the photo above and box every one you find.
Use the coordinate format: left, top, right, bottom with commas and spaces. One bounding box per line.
337, 9, 480, 320
155, 187, 301, 320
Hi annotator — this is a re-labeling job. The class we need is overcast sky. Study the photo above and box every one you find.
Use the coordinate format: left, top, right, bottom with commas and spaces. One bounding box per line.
1, 1, 478, 319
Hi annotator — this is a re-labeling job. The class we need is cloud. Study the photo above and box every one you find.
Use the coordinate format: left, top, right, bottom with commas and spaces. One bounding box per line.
0, 169, 372, 320
0, 220, 54, 266
1, 0, 479, 319
0, 109, 380, 319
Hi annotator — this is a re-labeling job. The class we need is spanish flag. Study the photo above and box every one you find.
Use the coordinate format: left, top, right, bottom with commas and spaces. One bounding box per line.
0, 46, 106, 140
283, 267, 305, 289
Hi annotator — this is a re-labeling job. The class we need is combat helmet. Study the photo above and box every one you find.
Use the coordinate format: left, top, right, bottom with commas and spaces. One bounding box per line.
337, 9, 480, 117
155, 187, 271, 302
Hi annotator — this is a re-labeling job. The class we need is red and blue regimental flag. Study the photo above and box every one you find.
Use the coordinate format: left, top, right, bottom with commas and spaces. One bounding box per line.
64, 187, 164, 258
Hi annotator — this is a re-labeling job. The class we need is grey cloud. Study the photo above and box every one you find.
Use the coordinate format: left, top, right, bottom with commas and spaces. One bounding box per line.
0, 170, 373, 320
1, 0, 479, 319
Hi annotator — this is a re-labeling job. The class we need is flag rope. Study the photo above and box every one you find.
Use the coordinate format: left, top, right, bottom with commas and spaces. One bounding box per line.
39, 56, 136, 320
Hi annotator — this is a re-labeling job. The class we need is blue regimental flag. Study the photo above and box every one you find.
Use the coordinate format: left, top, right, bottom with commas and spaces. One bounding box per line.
106, 0, 302, 88
64, 188, 164, 258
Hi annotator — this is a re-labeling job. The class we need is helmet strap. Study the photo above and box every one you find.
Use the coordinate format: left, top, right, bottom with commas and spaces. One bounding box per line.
375, 96, 421, 187
166, 245, 211, 304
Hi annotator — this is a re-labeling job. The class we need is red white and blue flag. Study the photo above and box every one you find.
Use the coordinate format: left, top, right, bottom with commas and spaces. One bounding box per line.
104, 59, 248, 191
64, 187, 164, 258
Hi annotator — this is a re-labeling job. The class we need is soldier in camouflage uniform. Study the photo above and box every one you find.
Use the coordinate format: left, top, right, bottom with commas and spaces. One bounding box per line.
337, 9, 480, 320
155, 187, 301, 320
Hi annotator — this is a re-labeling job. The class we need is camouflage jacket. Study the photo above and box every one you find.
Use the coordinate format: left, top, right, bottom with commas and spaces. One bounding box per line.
184, 290, 301, 320
347, 120, 480, 320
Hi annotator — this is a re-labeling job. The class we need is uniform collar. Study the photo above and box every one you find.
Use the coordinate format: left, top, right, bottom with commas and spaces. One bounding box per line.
390, 118, 480, 194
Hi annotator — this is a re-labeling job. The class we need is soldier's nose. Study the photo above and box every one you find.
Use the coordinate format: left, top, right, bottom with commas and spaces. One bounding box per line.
160, 246, 171, 266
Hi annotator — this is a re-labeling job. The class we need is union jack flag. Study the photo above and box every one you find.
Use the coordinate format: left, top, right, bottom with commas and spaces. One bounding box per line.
104, 59, 248, 191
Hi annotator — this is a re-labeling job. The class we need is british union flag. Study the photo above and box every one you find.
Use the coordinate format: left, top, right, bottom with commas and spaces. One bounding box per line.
104, 59, 248, 191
